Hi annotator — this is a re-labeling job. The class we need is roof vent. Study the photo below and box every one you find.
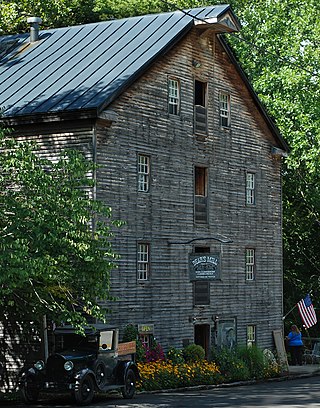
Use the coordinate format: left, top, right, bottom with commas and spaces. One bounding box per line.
27, 17, 42, 43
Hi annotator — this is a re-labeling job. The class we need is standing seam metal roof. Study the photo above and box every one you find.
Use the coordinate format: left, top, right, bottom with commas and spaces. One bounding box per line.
0, 5, 236, 118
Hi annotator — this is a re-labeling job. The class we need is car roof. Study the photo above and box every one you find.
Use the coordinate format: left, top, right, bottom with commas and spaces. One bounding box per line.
54, 324, 116, 335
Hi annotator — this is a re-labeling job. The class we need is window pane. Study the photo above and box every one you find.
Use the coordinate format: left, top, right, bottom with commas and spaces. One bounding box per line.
246, 248, 255, 280
247, 325, 256, 346
168, 78, 180, 115
138, 243, 149, 280
219, 92, 230, 127
138, 155, 150, 192
246, 173, 255, 204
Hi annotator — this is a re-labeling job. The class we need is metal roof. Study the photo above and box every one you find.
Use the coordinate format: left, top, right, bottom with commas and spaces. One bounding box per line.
0, 5, 239, 119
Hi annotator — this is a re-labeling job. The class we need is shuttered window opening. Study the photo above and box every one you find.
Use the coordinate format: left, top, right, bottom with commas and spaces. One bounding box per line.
194, 281, 210, 305
246, 172, 256, 205
138, 154, 150, 192
168, 78, 180, 115
137, 243, 150, 281
194, 166, 208, 223
219, 92, 231, 127
194, 80, 207, 134
245, 248, 255, 280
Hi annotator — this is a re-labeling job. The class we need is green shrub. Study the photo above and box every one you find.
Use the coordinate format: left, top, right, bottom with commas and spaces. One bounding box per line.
236, 345, 266, 380
122, 324, 146, 362
211, 347, 250, 382
166, 347, 184, 364
183, 344, 205, 362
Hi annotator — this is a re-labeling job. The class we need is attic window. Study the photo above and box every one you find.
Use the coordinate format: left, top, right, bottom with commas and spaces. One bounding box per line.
219, 92, 231, 128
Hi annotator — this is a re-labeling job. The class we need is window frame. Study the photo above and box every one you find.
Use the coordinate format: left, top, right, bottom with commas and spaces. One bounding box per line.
137, 242, 150, 281
194, 79, 208, 134
138, 154, 150, 193
193, 281, 210, 306
219, 92, 231, 128
247, 325, 256, 347
246, 172, 256, 205
168, 77, 180, 115
245, 248, 255, 281
194, 166, 208, 224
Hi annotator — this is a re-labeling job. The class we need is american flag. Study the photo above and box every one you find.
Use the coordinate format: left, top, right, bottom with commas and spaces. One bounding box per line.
297, 294, 317, 329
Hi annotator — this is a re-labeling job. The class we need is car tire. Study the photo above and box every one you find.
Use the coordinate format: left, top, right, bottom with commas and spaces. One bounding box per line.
21, 381, 39, 404
121, 368, 136, 399
74, 375, 94, 406
94, 360, 106, 388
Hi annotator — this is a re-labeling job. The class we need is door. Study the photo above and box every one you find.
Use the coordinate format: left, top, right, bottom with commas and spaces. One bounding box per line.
194, 324, 210, 359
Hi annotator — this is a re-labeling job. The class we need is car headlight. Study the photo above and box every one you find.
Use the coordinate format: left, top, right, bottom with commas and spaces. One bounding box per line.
64, 361, 74, 371
34, 360, 45, 371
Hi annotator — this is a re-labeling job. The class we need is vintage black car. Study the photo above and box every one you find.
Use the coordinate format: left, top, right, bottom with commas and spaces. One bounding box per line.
20, 325, 140, 406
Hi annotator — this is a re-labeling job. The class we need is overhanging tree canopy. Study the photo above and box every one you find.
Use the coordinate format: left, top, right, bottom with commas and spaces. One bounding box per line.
0, 127, 120, 330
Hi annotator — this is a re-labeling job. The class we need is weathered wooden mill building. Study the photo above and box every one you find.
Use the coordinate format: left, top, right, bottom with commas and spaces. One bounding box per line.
0, 4, 288, 367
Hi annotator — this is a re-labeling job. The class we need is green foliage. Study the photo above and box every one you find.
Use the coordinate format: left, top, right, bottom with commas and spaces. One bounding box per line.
0, 128, 121, 331
122, 324, 145, 362
236, 345, 266, 380
166, 346, 185, 365
211, 347, 251, 382
225, 0, 320, 323
183, 343, 205, 362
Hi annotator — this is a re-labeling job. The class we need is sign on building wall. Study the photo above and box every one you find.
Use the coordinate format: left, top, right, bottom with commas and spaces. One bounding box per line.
138, 324, 154, 334
189, 254, 220, 281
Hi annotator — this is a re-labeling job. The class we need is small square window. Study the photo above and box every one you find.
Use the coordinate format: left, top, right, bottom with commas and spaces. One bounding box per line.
245, 248, 255, 280
137, 243, 150, 281
219, 92, 231, 127
138, 154, 150, 192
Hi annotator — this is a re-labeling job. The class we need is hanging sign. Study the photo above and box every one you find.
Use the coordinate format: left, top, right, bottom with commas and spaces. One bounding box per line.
189, 253, 220, 281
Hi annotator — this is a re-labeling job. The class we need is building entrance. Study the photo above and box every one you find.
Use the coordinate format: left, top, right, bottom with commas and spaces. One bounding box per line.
194, 324, 210, 358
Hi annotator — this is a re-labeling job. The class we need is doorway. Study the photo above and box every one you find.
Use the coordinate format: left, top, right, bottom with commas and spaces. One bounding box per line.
194, 324, 210, 358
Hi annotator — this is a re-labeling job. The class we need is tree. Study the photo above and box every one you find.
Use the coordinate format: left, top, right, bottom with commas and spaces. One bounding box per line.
0, 126, 120, 331
224, 0, 320, 326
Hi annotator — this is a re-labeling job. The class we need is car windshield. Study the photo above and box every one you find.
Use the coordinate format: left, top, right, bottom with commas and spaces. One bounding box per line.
54, 333, 98, 353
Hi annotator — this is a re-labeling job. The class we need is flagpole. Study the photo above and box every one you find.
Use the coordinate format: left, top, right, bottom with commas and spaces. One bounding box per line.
282, 303, 297, 320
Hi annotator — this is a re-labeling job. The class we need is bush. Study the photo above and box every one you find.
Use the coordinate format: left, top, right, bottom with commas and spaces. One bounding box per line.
183, 344, 205, 362
166, 347, 184, 365
137, 360, 222, 391
236, 345, 266, 380
211, 347, 251, 382
122, 324, 146, 363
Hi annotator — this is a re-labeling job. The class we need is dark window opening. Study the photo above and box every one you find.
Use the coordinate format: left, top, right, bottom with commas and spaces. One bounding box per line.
194, 80, 207, 134
194, 166, 208, 223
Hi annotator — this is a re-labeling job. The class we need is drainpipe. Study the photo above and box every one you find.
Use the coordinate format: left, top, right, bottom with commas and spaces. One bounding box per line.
27, 17, 42, 43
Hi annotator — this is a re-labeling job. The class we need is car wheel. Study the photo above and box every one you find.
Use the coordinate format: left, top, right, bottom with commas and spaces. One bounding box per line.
21, 381, 39, 404
94, 360, 106, 388
121, 368, 136, 399
74, 375, 94, 406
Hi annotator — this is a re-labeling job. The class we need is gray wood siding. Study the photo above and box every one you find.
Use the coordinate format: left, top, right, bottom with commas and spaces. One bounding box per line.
95, 28, 283, 350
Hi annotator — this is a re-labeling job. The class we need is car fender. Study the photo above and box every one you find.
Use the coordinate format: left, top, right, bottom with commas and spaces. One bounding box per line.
116, 361, 140, 383
74, 368, 97, 389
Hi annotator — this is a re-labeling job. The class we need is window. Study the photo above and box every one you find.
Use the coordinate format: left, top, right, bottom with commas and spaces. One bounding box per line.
245, 248, 255, 280
194, 80, 207, 133
219, 92, 231, 127
138, 154, 150, 192
194, 166, 208, 223
247, 325, 256, 347
137, 243, 150, 281
194, 281, 210, 305
168, 78, 180, 115
246, 172, 255, 205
